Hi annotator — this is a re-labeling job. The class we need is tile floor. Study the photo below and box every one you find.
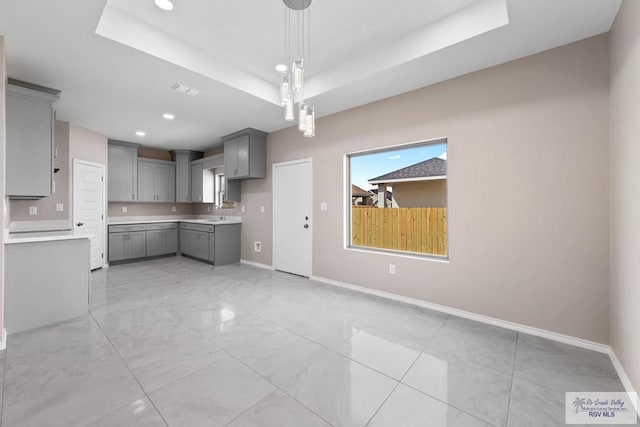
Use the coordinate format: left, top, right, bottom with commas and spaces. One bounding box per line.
0, 257, 635, 426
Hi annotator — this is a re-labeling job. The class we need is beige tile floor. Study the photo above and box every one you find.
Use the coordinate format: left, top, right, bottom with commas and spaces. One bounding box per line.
0, 256, 633, 427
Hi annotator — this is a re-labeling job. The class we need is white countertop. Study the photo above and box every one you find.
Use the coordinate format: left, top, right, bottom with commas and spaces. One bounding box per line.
108, 215, 242, 226
4, 230, 91, 245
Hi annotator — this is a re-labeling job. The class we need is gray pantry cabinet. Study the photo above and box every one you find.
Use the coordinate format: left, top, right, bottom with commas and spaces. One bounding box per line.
146, 223, 178, 257
108, 140, 139, 202
108, 224, 146, 262
222, 128, 267, 180
6, 79, 60, 199
138, 158, 176, 202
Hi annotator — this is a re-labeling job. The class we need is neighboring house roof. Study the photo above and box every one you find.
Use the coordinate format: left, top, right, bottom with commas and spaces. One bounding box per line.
369, 157, 446, 184
351, 184, 372, 198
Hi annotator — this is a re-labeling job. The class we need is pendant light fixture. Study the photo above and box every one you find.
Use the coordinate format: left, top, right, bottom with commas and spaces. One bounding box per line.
279, 0, 315, 137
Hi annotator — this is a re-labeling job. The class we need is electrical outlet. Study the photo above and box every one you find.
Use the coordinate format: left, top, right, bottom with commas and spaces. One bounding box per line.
388, 264, 396, 275
260, 206, 265, 213
29, 206, 38, 216
254, 241, 262, 252
241, 205, 245, 213
56, 203, 64, 212
207, 206, 211, 212
171, 206, 176, 212
122, 206, 128, 213
320, 202, 328, 211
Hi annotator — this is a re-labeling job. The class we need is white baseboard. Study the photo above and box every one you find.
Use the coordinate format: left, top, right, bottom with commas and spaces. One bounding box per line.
0, 328, 7, 350
608, 349, 639, 415
310, 275, 609, 353
240, 259, 274, 270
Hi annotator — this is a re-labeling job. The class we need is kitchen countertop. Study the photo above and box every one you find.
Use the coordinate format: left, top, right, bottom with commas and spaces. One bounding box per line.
108, 216, 242, 226
4, 230, 91, 245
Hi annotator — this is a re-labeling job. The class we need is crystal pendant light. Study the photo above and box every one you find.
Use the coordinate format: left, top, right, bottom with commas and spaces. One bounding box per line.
292, 59, 304, 94
304, 105, 315, 137
285, 98, 295, 121
280, 74, 291, 106
298, 103, 308, 131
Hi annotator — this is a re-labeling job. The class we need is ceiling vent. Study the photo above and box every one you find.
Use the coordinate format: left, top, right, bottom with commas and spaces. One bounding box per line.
171, 83, 199, 96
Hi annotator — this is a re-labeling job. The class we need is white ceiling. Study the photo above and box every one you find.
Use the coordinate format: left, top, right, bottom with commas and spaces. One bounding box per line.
0, 0, 622, 151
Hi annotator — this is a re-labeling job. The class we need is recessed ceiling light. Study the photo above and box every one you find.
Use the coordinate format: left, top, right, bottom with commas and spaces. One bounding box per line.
136, 131, 146, 137
275, 64, 288, 73
154, 0, 174, 11
163, 113, 175, 120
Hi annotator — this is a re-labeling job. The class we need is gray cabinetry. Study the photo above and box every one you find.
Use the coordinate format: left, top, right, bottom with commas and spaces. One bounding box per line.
6, 80, 60, 199
180, 223, 213, 262
190, 163, 203, 203
146, 223, 178, 257
214, 224, 241, 265
171, 150, 202, 203
109, 224, 146, 262
138, 158, 176, 202
222, 128, 267, 180
108, 141, 139, 202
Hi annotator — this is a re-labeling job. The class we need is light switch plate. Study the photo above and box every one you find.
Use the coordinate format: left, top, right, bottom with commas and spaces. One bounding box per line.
241, 206, 245, 213
260, 206, 265, 213
56, 203, 64, 212
122, 206, 128, 213
320, 202, 328, 211
29, 206, 38, 216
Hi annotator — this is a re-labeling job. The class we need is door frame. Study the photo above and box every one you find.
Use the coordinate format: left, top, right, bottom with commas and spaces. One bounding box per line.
272, 158, 313, 277
72, 159, 107, 269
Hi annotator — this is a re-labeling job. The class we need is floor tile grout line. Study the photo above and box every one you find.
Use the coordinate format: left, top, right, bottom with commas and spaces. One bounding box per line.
88, 311, 171, 427
505, 331, 520, 427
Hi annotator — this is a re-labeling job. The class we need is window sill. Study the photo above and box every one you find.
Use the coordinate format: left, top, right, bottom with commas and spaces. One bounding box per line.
345, 245, 450, 263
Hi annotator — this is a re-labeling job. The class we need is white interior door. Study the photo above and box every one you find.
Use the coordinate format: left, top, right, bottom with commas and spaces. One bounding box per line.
73, 160, 105, 270
273, 159, 312, 277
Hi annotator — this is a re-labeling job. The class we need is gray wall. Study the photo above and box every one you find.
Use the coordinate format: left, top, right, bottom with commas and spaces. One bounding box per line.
609, 0, 640, 393
239, 34, 611, 344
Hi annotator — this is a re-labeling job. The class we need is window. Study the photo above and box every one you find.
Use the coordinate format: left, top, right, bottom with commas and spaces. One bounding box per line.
214, 171, 226, 207
347, 139, 447, 257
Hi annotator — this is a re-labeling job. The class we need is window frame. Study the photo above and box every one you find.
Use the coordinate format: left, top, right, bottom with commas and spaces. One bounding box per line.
344, 137, 449, 261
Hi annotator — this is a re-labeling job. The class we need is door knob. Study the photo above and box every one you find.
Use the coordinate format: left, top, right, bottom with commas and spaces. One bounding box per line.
77, 222, 84, 227
303, 224, 309, 229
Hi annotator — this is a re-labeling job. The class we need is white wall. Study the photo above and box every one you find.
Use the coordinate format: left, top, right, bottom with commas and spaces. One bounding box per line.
240, 34, 611, 343
0, 35, 7, 343
609, 0, 640, 393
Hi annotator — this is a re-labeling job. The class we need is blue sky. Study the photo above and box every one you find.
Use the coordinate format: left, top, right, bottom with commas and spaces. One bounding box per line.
351, 142, 447, 190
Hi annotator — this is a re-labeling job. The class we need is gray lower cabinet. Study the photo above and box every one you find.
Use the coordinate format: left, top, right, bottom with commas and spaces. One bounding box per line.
146, 224, 178, 257
214, 224, 241, 265
180, 223, 213, 261
109, 230, 146, 262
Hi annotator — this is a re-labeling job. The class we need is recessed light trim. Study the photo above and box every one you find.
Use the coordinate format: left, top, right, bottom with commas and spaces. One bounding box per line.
163, 113, 175, 120
154, 0, 174, 11
275, 64, 288, 73
136, 131, 146, 137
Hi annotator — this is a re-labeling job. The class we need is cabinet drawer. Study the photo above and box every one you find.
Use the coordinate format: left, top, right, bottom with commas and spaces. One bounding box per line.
145, 222, 178, 231
180, 223, 214, 233
109, 224, 145, 233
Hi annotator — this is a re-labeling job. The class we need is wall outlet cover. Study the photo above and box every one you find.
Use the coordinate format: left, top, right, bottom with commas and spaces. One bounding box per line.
260, 206, 265, 213
29, 206, 38, 216
388, 264, 396, 275
241, 206, 245, 213
320, 202, 328, 211
56, 203, 64, 212
254, 241, 262, 252
122, 206, 128, 213
172, 206, 176, 212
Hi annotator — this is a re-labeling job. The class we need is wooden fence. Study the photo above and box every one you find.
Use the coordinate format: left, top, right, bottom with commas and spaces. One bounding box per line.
351, 207, 447, 256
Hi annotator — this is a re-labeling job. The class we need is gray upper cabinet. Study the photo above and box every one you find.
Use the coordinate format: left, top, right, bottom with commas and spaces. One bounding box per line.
171, 150, 202, 203
108, 141, 139, 202
137, 158, 176, 202
222, 128, 267, 180
6, 80, 60, 199
190, 162, 203, 203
